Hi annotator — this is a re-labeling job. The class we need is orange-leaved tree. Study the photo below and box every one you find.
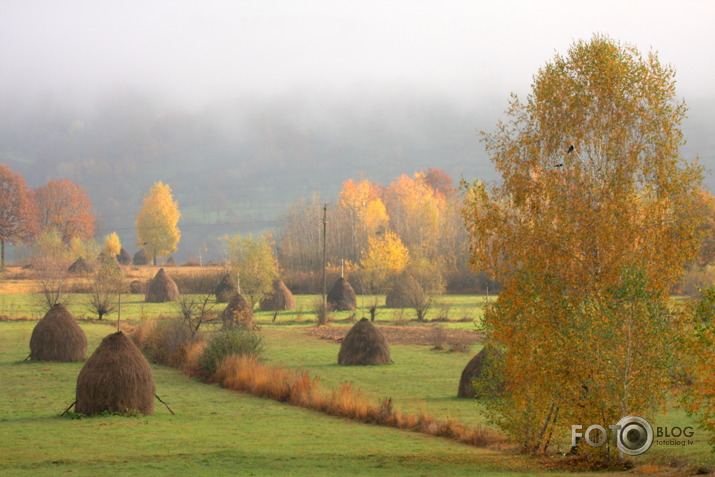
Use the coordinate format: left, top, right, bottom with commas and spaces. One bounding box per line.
463, 35, 703, 454
337, 178, 389, 263
136, 181, 181, 266
0, 164, 36, 269
34, 178, 95, 243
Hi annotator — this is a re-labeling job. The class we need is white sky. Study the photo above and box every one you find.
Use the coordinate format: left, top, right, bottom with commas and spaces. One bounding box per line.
1, 0, 713, 107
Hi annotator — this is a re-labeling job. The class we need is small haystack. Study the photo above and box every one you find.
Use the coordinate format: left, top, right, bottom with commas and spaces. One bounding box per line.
458, 346, 504, 398
129, 280, 146, 294
145, 268, 180, 303
165, 256, 176, 266
75, 331, 155, 415
385, 274, 424, 308
133, 249, 148, 266
221, 293, 256, 329
260, 279, 295, 311
327, 277, 356, 311
29, 304, 87, 362
68, 257, 92, 274
214, 274, 236, 303
338, 318, 391, 365
116, 248, 131, 265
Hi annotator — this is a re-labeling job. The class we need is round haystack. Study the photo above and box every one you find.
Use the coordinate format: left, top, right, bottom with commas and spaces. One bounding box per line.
129, 280, 146, 294
260, 279, 295, 311
116, 248, 131, 265
458, 346, 504, 398
29, 304, 87, 362
75, 331, 155, 415
385, 274, 424, 308
221, 293, 256, 329
68, 257, 92, 274
145, 268, 180, 303
338, 318, 391, 365
327, 277, 356, 311
165, 256, 176, 266
214, 274, 236, 303
133, 249, 149, 266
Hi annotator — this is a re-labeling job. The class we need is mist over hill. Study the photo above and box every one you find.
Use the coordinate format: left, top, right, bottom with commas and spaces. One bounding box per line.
0, 90, 712, 262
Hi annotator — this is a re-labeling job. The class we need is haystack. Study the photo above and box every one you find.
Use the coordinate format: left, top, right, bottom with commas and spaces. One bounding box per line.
68, 257, 92, 274
260, 279, 295, 311
116, 248, 131, 265
385, 274, 424, 308
165, 256, 176, 266
221, 293, 256, 329
129, 280, 146, 294
133, 249, 148, 266
338, 318, 391, 365
458, 346, 504, 398
75, 331, 155, 415
145, 268, 180, 303
327, 277, 356, 311
214, 274, 236, 303
29, 304, 87, 362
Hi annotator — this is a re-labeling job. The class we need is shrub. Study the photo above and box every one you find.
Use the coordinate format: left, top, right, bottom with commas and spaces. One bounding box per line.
133, 318, 196, 367
198, 328, 264, 377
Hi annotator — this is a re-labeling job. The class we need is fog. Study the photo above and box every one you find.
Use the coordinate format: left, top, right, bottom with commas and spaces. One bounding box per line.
1, 1, 714, 260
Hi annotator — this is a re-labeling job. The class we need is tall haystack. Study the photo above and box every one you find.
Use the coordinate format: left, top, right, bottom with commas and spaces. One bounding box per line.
116, 248, 131, 265
214, 273, 236, 303
327, 277, 356, 311
260, 279, 295, 311
221, 293, 256, 329
338, 318, 391, 365
75, 331, 155, 415
458, 346, 504, 398
29, 304, 87, 362
385, 274, 424, 308
145, 268, 180, 302
68, 257, 92, 274
133, 249, 148, 266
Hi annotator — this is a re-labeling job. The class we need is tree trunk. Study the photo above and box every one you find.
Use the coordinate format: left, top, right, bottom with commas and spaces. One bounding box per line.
1, 239, 4, 270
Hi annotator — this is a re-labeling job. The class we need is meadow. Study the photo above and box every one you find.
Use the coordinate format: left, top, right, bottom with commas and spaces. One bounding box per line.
1, 282, 713, 475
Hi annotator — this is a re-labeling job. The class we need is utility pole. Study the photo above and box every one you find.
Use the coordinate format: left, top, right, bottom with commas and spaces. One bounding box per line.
322, 204, 327, 324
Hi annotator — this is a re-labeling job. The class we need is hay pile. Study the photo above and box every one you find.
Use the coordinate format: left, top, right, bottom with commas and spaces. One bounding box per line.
327, 277, 356, 311
338, 318, 391, 365
116, 248, 131, 265
129, 280, 146, 294
68, 257, 92, 274
221, 293, 256, 329
214, 274, 236, 303
75, 331, 155, 415
145, 268, 180, 302
165, 256, 176, 266
29, 304, 87, 362
458, 346, 504, 398
133, 249, 148, 266
260, 279, 295, 311
385, 274, 424, 308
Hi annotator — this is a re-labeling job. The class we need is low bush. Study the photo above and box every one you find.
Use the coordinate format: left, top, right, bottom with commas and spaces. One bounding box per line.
132, 318, 196, 367
198, 328, 264, 377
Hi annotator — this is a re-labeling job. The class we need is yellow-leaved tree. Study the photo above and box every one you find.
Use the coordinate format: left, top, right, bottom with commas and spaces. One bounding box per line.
360, 230, 409, 293
103, 232, 121, 258
136, 182, 181, 265
463, 35, 702, 455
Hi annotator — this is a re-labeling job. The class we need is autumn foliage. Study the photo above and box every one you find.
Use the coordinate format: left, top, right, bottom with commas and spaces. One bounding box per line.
34, 178, 95, 243
0, 164, 37, 268
136, 181, 181, 265
464, 35, 703, 453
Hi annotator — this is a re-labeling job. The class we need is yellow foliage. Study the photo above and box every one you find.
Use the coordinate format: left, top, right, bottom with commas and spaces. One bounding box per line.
135, 181, 181, 264
360, 231, 409, 290
103, 232, 121, 257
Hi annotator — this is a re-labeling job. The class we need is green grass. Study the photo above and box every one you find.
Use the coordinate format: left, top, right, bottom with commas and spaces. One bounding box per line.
1, 320, 627, 476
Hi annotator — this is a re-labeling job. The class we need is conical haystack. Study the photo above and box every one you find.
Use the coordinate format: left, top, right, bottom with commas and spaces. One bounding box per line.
130, 280, 146, 294
385, 274, 424, 308
214, 274, 236, 303
327, 277, 356, 311
29, 304, 87, 362
338, 318, 391, 365
458, 346, 504, 398
145, 268, 180, 302
68, 257, 92, 274
260, 279, 295, 311
116, 248, 131, 265
165, 256, 176, 266
221, 293, 256, 329
133, 249, 148, 266
75, 331, 155, 415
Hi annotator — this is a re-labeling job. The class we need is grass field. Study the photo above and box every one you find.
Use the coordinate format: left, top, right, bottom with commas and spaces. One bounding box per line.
1, 288, 714, 475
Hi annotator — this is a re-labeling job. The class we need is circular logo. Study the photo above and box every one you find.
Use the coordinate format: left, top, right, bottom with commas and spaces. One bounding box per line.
616, 415, 653, 456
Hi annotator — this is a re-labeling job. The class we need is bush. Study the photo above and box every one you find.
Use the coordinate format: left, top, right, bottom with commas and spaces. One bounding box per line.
134, 318, 196, 367
198, 328, 264, 377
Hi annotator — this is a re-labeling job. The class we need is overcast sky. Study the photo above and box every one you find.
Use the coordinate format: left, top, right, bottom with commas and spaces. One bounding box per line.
1, 0, 713, 109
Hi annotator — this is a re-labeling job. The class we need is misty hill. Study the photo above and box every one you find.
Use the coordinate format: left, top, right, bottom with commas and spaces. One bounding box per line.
0, 91, 713, 262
